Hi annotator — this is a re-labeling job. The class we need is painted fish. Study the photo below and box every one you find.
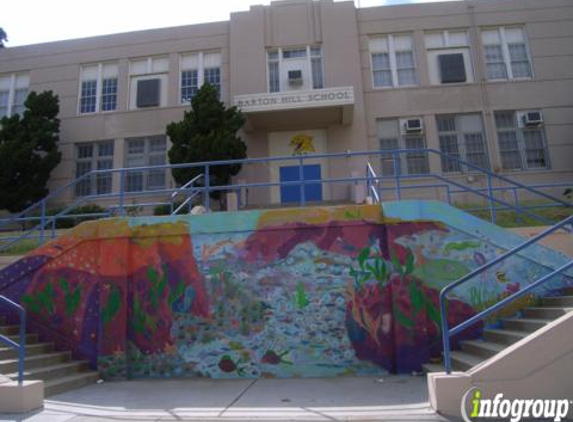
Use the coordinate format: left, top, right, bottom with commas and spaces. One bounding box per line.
218, 355, 237, 372
496, 271, 509, 284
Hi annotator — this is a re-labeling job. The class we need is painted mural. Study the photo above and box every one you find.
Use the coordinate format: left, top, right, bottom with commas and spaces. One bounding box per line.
0, 202, 571, 380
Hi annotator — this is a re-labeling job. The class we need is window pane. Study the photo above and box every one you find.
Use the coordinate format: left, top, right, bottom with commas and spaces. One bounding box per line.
96, 159, 113, 195
268, 61, 280, 93
523, 130, 548, 168
396, 51, 417, 86
0, 91, 9, 118
373, 70, 392, 87
311, 57, 324, 89
101, 78, 117, 111
464, 133, 489, 169
372, 53, 391, 70
12, 89, 28, 116
437, 116, 456, 132
75, 161, 92, 197
405, 136, 429, 174
380, 138, 399, 176
98, 141, 114, 157
149, 137, 166, 153
127, 139, 145, 155
372, 52, 392, 87
77, 144, 94, 159
310, 46, 322, 57
494, 111, 516, 129
395, 51, 414, 69
439, 135, 461, 172
484, 45, 507, 80
181, 70, 198, 103
204, 67, 221, 98
509, 44, 531, 78
398, 69, 416, 86
80, 80, 97, 113
268, 51, 279, 60
283, 49, 307, 59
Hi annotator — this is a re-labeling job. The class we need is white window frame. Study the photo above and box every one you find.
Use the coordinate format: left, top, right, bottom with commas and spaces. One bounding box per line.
179, 51, 222, 104
494, 110, 550, 171
377, 118, 430, 176
124, 136, 168, 192
74, 141, 115, 197
436, 113, 490, 173
128, 56, 169, 110
0, 73, 29, 118
481, 26, 534, 81
266, 45, 324, 93
77, 63, 118, 115
424, 29, 475, 85
369, 34, 418, 89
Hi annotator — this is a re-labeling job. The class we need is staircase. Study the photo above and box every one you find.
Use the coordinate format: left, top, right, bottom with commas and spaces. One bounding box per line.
424, 292, 573, 373
0, 315, 99, 396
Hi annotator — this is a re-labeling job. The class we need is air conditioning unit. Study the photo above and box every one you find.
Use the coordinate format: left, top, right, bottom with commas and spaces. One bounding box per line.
521, 110, 544, 127
288, 70, 303, 86
401, 118, 424, 134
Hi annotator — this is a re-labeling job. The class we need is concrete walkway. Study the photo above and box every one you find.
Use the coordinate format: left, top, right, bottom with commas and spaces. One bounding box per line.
0, 376, 455, 422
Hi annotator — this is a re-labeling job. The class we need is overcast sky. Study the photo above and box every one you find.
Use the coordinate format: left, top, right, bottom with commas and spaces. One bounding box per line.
2, 0, 460, 47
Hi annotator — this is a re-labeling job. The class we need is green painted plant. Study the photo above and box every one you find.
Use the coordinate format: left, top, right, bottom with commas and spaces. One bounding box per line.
102, 284, 121, 325
294, 281, 309, 309
57, 277, 81, 316
147, 266, 168, 310
21, 282, 55, 314
349, 246, 388, 289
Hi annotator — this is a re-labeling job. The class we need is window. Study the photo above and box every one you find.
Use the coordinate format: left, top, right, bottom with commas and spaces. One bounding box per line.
436, 114, 489, 172
0, 73, 29, 118
129, 57, 169, 110
495, 111, 549, 170
125, 136, 167, 192
266, 46, 324, 92
482, 26, 532, 81
377, 118, 429, 176
180, 52, 222, 103
370, 34, 418, 88
74, 141, 114, 197
425, 30, 474, 85
78, 63, 118, 114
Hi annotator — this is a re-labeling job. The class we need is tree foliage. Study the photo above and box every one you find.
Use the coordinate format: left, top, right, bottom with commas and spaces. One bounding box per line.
0, 91, 62, 212
0, 28, 7, 48
166, 83, 246, 198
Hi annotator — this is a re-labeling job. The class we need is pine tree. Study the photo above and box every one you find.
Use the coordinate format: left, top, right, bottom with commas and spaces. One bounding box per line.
0, 91, 62, 212
166, 83, 246, 203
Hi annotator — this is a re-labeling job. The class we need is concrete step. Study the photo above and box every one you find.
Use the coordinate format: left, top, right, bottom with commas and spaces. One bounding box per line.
45, 371, 100, 397
0, 342, 54, 360
0, 351, 71, 373
4, 333, 39, 344
483, 328, 529, 345
6, 360, 90, 382
522, 306, 572, 319
501, 317, 551, 332
422, 363, 446, 373
0, 325, 20, 335
450, 351, 485, 371
542, 296, 573, 307
460, 340, 506, 359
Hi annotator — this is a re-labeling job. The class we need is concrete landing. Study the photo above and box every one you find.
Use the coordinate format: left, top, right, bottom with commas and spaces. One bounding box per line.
0, 376, 454, 421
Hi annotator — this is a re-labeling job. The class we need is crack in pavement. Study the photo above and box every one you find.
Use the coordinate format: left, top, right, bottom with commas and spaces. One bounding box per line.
217, 379, 258, 418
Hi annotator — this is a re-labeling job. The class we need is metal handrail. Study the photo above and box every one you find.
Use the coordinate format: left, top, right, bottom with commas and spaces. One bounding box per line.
439, 215, 573, 373
0, 295, 26, 385
0, 149, 570, 252
170, 173, 204, 215
366, 163, 380, 203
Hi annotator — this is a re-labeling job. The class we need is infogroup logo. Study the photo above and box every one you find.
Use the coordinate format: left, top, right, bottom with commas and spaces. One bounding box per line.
461, 388, 571, 422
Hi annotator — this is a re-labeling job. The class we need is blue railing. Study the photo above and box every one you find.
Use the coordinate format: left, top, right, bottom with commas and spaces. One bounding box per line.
170, 173, 204, 215
0, 295, 26, 384
0, 149, 571, 253
439, 215, 573, 373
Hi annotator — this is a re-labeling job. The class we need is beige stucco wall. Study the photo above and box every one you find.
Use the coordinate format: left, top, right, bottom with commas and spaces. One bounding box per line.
0, 0, 571, 210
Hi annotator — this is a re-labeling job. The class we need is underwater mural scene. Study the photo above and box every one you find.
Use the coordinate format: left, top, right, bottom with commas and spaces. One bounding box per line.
0, 202, 571, 380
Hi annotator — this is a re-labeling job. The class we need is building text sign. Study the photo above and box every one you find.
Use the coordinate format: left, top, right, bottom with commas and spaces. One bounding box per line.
233, 86, 354, 113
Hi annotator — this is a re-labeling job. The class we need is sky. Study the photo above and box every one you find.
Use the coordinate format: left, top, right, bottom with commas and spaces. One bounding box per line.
2, 0, 460, 47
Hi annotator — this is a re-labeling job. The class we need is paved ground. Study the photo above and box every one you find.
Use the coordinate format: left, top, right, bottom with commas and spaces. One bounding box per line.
0, 376, 456, 422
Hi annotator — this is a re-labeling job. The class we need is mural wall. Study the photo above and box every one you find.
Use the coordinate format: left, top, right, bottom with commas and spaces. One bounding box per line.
0, 202, 570, 380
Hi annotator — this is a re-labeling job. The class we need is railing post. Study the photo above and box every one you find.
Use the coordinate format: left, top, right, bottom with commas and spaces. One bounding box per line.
393, 152, 402, 200
51, 218, 56, 240
299, 156, 306, 207
439, 293, 452, 374
39, 201, 46, 245
486, 174, 496, 224
118, 170, 126, 216
445, 185, 452, 205
512, 187, 520, 224
18, 308, 26, 385
204, 165, 210, 212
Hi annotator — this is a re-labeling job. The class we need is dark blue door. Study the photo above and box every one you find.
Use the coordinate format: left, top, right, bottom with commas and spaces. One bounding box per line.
280, 164, 323, 204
